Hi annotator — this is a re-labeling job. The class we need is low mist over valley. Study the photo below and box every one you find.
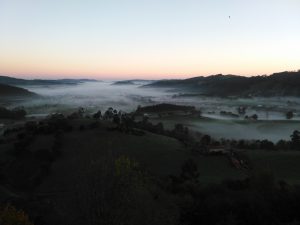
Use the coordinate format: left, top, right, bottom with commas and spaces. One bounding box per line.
1, 72, 300, 141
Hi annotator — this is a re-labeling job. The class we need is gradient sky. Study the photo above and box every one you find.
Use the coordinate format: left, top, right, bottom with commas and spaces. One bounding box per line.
0, 0, 299, 79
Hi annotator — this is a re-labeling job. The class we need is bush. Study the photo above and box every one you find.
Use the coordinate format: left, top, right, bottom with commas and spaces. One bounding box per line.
0, 107, 27, 119
0, 204, 34, 225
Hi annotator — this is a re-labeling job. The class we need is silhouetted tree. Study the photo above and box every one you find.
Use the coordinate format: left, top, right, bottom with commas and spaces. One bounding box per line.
252, 114, 258, 120
260, 139, 275, 150
180, 159, 199, 182
291, 130, 300, 150
276, 139, 291, 150
201, 135, 211, 146
286, 111, 294, 119
93, 110, 102, 119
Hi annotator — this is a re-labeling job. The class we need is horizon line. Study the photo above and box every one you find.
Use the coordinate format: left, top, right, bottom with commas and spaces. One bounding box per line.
1, 69, 299, 80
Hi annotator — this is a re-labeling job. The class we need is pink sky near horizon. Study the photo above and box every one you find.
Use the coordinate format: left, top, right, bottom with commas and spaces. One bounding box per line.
1, 68, 298, 80
1, 47, 298, 80
0, 62, 298, 80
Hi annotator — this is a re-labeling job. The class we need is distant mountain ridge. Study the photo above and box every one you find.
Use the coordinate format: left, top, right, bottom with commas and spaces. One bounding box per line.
145, 71, 300, 97
0, 76, 98, 86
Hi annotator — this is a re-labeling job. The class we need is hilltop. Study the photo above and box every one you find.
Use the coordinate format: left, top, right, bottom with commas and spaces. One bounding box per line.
112, 79, 155, 85
0, 75, 99, 86
145, 71, 300, 97
0, 83, 37, 97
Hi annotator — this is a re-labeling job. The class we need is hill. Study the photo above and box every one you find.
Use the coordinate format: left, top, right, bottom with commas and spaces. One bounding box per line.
0, 75, 99, 86
112, 80, 136, 85
136, 103, 197, 114
112, 79, 155, 85
0, 83, 37, 97
0, 116, 243, 224
2, 113, 300, 224
145, 71, 300, 97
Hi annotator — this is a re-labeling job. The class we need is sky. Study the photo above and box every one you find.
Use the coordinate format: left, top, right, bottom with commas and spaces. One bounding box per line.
0, 0, 299, 79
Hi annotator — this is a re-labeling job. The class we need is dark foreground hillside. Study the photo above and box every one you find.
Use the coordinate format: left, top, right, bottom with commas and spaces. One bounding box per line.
146, 71, 300, 97
1, 112, 300, 225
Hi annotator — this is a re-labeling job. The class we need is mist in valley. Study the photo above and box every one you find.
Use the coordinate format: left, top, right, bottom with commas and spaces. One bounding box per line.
2, 81, 297, 142
18, 81, 167, 114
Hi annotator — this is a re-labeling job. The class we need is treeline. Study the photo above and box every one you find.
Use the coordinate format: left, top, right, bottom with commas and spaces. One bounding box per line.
223, 132, 300, 151
90, 107, 300, 152
0, 106, 27, 119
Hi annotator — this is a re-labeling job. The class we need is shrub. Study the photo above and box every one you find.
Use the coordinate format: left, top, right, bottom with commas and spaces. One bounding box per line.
0, 204, 34, 225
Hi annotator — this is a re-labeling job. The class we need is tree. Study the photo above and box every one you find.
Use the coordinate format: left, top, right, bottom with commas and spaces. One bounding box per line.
276, 139, 290, 150
260, 139, 275, 150
12, 107, 27, 119
93, 110, 102, 119
180, 159, 199, 182
291, 130, 300, 150
286, 111, 294, 120
142, 114, 149, 124
252, 114, 258, 120
113, 114, 120, 125
201, 135, 211, 146
174, 124, 184, 133
0, 106, 27, 119
156, 122, 164, 134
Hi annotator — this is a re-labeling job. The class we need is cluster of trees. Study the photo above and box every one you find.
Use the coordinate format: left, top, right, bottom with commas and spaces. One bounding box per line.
0, 106, 26, 119
128, 113, 300, 151
132, 118, 194, 145
132, 110, 300, 151
96, 106, 300, 152
167, 159, 300, 225
1, 114, 65, 192
220, 111, 239, 118
36, 113, 73, 134
244, 113, 258, 120
2, 113, 73, 137
220, 130, 300, 151
220, 109, 259, 120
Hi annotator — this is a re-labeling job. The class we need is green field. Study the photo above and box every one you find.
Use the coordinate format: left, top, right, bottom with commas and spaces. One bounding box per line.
35, 119, 244, 184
